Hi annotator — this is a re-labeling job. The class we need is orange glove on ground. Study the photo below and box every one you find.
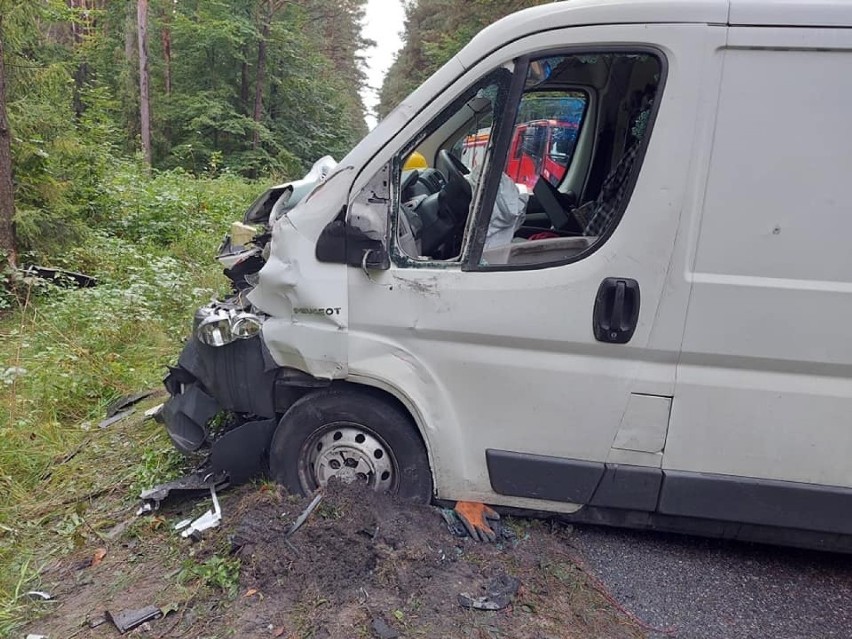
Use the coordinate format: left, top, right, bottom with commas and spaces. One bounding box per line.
454, 501, 500, 542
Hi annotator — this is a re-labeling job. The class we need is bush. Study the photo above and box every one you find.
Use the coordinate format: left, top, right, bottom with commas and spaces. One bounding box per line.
0, 165, 258, 514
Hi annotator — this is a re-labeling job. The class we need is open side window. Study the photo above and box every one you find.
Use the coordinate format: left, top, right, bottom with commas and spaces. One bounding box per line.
390, 69, 513, 265
316, 165, 392, 270
469, 51, 664, 270
317, 51, 663, 272
315, 69, 513, 270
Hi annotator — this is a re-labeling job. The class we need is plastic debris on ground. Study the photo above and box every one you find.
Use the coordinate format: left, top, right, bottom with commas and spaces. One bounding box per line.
285, 493, 323, 538
20, 265, 97, 288
174, 517, 193, 531
144, 403, 164, 419
458, 573, 521, 611
97, 408, 134, 429
137, 470, 228, 514
105, 391, 155, 417
24, 591, 53, 601
181, 486, 222, 539
88, 616, 107, 629
105, 605, 163, 633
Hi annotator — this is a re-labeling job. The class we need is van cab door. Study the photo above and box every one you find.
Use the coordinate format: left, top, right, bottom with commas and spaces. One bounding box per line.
346, 24, 725, 510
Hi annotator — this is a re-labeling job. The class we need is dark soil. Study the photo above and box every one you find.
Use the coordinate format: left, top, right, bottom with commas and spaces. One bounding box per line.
21, 480, 646, 639
226, 480, 646, 638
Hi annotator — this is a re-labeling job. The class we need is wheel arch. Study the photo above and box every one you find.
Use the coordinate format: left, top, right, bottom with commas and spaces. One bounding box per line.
272, 350, 466, 500
328, 378, 436, 483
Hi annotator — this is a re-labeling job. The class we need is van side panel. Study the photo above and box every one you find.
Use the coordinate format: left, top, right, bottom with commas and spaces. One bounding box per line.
665, 29, 852, 490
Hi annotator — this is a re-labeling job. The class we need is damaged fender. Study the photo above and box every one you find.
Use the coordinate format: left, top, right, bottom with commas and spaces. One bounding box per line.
248, 168, 353, 379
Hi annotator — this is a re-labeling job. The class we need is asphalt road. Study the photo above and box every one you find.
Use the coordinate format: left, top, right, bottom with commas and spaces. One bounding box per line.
570, 525, 852, 639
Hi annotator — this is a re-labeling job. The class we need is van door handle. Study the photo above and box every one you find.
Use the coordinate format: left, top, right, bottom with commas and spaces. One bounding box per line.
593, 278, 640, 344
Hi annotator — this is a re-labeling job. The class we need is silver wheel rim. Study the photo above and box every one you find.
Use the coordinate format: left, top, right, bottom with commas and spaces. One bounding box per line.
299, 422, 398, 493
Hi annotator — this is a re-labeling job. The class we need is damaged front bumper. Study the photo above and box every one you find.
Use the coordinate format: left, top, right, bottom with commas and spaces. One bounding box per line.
158, 302, 319, 485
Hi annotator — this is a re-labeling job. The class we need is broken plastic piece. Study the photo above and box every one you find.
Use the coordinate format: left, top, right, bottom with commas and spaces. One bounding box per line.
458, 574, 520, 611
25, 634, 48, 639
20, 265, 97, 288
138, 470, 228, 513
24, 591, 53, 601
105, 605, 163, 633
98, 408, 134, 429
88, 616, 107, 628
174, 517, 193, 531
181, 486, 222, 538
230, 222, 260, 247
144, 403, 164, 419
106, 391, 155, 418
285, 493, 323, 538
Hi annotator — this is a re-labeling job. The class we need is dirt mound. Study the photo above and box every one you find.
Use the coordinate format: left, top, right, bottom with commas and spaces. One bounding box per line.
223, 481, 645, 638
233, 481, 471, 601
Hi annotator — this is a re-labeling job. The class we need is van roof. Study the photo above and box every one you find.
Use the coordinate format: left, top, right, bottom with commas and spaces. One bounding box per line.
730, 1, 852, 28
461, 0, 852, 66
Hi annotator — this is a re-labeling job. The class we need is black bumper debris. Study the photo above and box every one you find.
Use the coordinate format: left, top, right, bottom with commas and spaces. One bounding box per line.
159, 383, 219, 453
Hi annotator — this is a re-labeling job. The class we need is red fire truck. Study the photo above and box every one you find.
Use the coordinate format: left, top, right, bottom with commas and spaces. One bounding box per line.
462, 118, 580, 190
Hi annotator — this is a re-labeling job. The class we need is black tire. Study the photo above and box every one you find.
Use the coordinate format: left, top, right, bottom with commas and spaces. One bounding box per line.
269, 387, 433, 503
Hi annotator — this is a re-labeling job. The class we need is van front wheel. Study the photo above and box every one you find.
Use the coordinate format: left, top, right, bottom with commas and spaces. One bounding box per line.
269, 388, 433, 503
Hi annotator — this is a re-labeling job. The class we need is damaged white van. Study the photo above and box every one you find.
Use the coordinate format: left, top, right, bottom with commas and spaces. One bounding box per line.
158, 0, 852, 551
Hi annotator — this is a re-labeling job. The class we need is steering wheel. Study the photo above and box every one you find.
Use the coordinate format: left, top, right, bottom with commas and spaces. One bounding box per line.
400, 168, 420, 199
437, 149, 470, 182
428, 150, 473, 258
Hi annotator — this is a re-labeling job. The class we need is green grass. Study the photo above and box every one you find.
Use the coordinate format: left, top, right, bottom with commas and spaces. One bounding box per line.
179, 554, 242, 598
0, 165, 260, 634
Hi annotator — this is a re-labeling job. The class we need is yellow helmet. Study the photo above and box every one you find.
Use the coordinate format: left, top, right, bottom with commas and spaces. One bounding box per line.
403, 151, 428, 170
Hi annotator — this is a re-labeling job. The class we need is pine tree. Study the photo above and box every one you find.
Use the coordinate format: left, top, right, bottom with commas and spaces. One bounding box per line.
378, 0, 550, 118
0, 11, 15, 267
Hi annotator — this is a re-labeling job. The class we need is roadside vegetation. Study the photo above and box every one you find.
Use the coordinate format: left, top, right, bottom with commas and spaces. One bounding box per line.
0, 0, 371, 632
0, 163, 258, 633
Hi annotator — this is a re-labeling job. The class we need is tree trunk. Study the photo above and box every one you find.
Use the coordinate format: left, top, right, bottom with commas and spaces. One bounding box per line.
240, 50, 249, 113
124, 1, 139, 143
137, 0, 152, 167
252, 18, 269, 151
161, 21, 171, 96
0, 16, 17, 268
69, 0, 89, 119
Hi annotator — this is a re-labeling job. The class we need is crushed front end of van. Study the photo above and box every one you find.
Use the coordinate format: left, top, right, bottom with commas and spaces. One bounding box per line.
157, 156, 346, 485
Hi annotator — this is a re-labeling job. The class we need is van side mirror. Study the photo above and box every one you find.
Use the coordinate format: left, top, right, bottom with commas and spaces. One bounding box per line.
316, 218, 390, 270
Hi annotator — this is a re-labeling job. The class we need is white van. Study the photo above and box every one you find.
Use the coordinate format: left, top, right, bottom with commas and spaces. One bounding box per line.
160, 0, 852, 551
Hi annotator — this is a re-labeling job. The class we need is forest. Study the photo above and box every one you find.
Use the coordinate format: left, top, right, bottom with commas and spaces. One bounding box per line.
377, 0, 550, 117
0, 0, 373, 630
0, 0, 370, 266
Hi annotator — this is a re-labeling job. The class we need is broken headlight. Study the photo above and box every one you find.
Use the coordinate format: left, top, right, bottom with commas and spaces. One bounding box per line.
195, 308, 263, 347
231, 314, 262, 339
